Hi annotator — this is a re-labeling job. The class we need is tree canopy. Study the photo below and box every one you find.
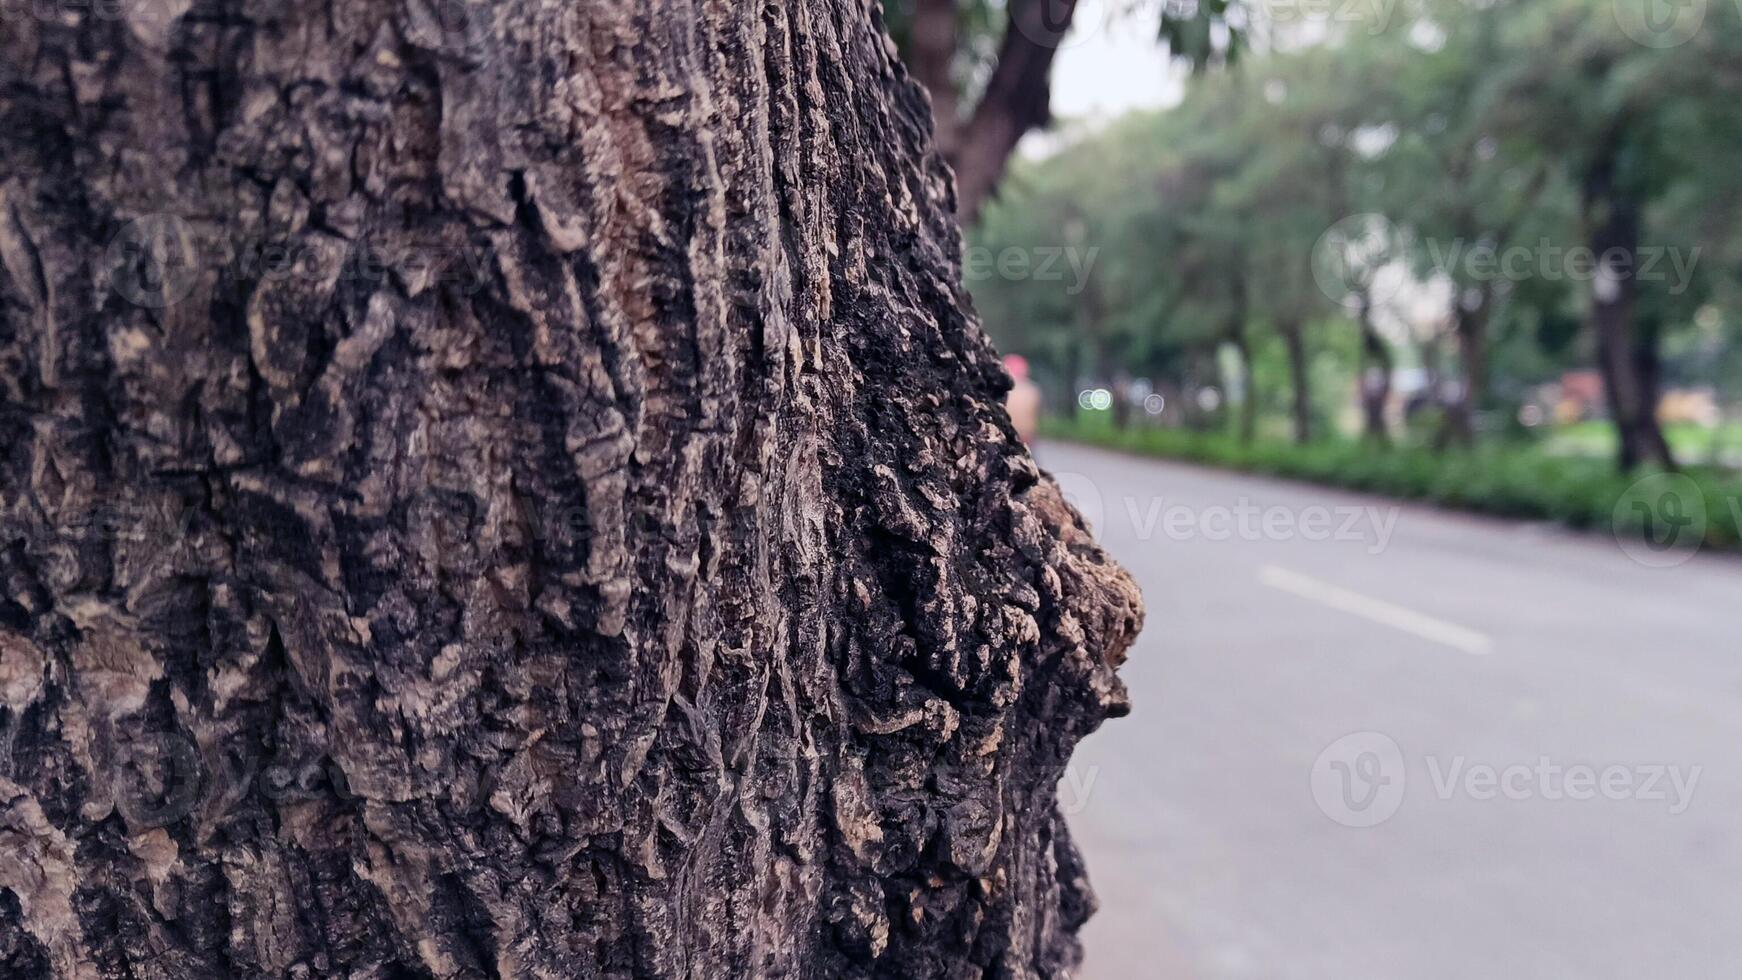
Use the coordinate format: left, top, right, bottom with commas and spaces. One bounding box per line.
971, 0, 1742, 469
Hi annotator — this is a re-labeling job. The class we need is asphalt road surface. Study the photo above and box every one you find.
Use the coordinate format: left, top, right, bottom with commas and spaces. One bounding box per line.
1033, 440, 1742, 980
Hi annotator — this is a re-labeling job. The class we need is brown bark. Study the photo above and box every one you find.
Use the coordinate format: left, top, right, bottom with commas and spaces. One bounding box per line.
0, 2, 1141, 978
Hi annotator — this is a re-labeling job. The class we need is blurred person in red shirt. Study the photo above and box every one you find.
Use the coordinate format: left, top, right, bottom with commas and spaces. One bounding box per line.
1003, 354, 1041, 444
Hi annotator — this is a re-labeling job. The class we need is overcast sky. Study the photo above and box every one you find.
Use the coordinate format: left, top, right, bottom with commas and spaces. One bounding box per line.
1049, 0, 1185, 119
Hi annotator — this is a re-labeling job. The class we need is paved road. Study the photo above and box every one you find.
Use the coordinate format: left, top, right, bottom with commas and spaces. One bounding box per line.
1033, 440, 1742, 980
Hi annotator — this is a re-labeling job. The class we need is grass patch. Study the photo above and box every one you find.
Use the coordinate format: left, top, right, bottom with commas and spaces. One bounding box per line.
1544, 420, 1742, 462
1042, 414, 1742, 553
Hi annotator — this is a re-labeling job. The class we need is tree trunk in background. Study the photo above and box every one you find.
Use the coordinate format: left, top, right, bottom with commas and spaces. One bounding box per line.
0, 3, 1141, 979
1110, 373, 1133, 430
1230, 338, 1256, 445
1060, 340, 1083, 419
1228, 260, 1255, 445
1281, 318, 1312, 445
1584, 186, 1674, 471
908, 0, 961, 160
1356, 292, 1392, 444
947, 0, 1080, 223
1436, 288, 1488, 450
1711, 404, 1730, 467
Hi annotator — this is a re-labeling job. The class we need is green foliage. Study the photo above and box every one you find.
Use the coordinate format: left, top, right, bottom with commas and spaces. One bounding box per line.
880, 0, 1007, 107
1158, 0, 1244, 71
973, 0, 1742, 466
1042, 415, 1742, 550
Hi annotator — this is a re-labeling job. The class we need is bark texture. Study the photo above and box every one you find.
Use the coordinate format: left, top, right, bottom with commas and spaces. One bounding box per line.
0, 1, 1141, 978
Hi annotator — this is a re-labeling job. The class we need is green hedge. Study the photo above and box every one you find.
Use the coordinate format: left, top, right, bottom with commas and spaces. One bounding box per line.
1041, 416, 1742, 552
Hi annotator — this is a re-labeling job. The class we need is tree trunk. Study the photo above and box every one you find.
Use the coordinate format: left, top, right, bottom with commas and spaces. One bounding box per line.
1060, 340, 1082, 420
1227, 260, 1255, 445
1109, 373, 1133, 431
0, 4, 1141, 979
950, 0, 1079, 224
1280, 318, 1312, 445
1356, 292, 1392, 444
1435, 288, 1488, 451
908, 0, 961, 160
1230, 338, 1256, 445
1711, 402, 1729, 467
1584, 187, 1675, 471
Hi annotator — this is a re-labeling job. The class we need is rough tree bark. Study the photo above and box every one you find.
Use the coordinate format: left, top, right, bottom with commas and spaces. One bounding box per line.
0, 2, 1141, 979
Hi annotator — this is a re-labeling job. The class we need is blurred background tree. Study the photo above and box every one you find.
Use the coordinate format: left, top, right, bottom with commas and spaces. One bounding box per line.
881, 0, 1089, 222
954, 0, 1742, 474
